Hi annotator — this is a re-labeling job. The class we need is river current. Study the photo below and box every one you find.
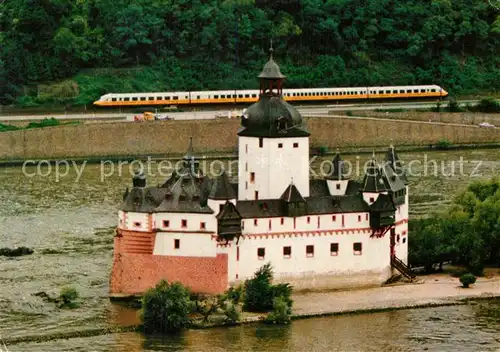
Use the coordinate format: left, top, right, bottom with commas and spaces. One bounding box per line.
1, 148, 499, 351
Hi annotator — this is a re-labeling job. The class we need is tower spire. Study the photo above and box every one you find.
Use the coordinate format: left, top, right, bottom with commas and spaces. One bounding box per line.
269, 39, 274, 60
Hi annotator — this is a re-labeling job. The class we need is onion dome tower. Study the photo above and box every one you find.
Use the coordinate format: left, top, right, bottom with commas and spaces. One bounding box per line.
238, 43, 309, 138
237, 42, 310, 200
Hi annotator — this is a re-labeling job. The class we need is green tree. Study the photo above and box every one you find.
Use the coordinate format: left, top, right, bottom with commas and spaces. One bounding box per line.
141, 280, 192, 334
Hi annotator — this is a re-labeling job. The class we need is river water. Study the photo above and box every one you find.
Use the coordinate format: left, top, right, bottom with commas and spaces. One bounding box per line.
1, 148, 500, 351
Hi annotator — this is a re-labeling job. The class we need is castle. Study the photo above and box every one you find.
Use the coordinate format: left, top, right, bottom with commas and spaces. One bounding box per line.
109, 48, 411, 297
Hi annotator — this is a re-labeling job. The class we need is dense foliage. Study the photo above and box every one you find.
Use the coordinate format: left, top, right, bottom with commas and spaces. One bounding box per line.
243, 263, 293, 314
409, 178, 500, 275
1, 0, 499, 106
141, 280, 193, 333
459, 273, 477, 288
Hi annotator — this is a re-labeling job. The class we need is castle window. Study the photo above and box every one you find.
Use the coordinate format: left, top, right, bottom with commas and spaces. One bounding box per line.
163, 220, 170, 228
250, 172, 255, 183
283, 246, 291, 259
402, 238, 406, 244
200, 222, 206, 230
255, 191, 259, 200
307, 217, 310, 224
397, 234, 400, 242
133, 222, 141, 227
278, 143, 283, 148
353, 242, 362, 255
245, 144, 248, 154
259, 138, 263, 148
219, 204, 224, 213
366, 214, 369, 221
293, 142, 299, 148
370, 197, 374, 203
331, 243, 339, 256
257, 247, 265, 259
336, 184, 341, 190
181, 219, 187, 228
254, 219, 258, 226
332, 215, 336, 221
358, 215, 361, 222
269, 219, 271, 231
280, 217, 284, 225
237, 247, 240, 261
245, 163, 248, 171
174, 239, 180, 249
242, 221, 244, 230
306, 245, 314, 257
245, 181, 248, 190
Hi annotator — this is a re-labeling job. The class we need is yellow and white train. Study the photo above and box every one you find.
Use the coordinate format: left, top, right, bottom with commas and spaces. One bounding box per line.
93, 85, 448, 107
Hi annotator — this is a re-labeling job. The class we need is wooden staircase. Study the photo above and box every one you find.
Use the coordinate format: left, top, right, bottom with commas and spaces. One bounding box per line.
391, 256, 416, 281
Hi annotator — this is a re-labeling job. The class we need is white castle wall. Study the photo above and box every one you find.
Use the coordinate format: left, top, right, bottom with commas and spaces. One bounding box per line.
152, 212, 217, 257
242, 212, 370, 235
238, 136, 310, 201
119, 210, 150, 232
227, 231, 391, 290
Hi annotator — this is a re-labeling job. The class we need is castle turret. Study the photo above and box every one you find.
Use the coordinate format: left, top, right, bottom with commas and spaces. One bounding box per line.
280, 181, 307, 217
238, 43, 310, 201
385, 144, 408, 184
326, 149, 350, 196
207, 169, 237, 213
132, 170, 146, 187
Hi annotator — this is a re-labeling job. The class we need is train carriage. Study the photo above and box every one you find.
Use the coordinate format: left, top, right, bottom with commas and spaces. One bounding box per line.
94, 85, 447, 107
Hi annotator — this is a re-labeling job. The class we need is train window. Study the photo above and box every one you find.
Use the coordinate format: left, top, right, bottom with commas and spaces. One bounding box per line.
132, 97, 138, 101
124, 97, 129, 101
431, 89, 436, 92
140, 97, 146, 101
252, 94, 257, 98
407, 90, 412, 93
399, 90, 404, 93
420, 89, 425, 93
156, 97, 161, 100
197, 95, 200, 99
112, 98, 117, 102
385, 90, 390, 94
214, 95, 219, 99
245, 94, 249, 98
173, 96, 178, 100
413, 89, 418, 93
165, 96, 170, 100
238, 94, 243, 98
233, 94, 237, 98
220, 95, 225, 98
378, 91, 383, 94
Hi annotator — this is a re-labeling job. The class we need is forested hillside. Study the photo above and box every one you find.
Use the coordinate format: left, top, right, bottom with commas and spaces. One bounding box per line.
1, 0, 499, 106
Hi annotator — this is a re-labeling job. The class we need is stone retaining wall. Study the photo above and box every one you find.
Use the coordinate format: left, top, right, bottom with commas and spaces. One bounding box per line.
0, 116, 498, 160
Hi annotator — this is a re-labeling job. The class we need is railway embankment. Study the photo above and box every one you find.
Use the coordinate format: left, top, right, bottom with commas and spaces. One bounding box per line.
0, 115, 499, 162
346, 111, 500, 126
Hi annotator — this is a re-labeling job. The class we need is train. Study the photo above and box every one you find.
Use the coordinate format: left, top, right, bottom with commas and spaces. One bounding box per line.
93, 85, 448, 107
